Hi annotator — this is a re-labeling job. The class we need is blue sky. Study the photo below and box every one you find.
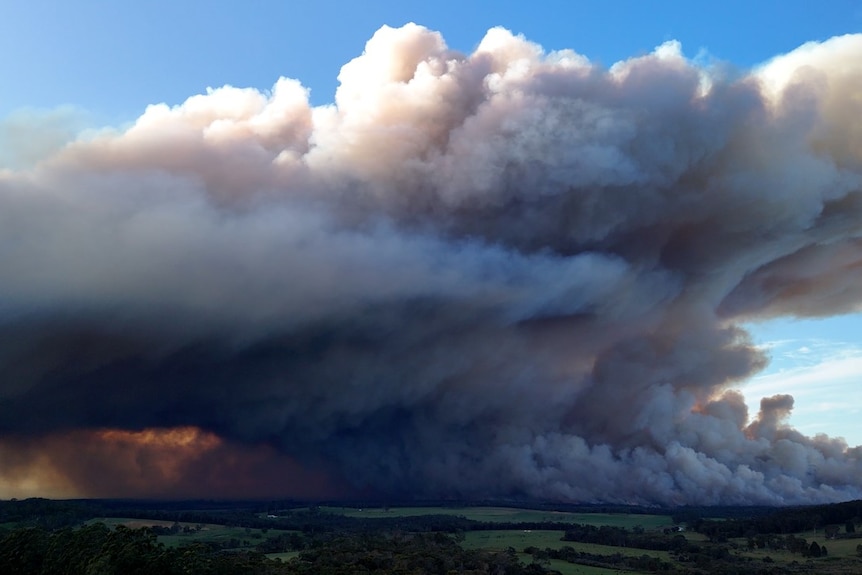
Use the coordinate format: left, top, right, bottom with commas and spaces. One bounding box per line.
3, 0, 861, 121
2, 0, 862, 449
745, 315, 862, 445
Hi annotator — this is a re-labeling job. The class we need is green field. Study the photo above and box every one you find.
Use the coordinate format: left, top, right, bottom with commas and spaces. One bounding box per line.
462, 529, 569, 551
87, 517, 177, 528
266, 551, 301, 561
270, 540, 647, 575
798, 532, 862, 557
680, 530, 708, 541
464, 532, 653, 575
462, 530, 671, 560
533, 557, 646, 575
320, 506, 673, 529
87, 518, 279, 549
733, 531, 862, 562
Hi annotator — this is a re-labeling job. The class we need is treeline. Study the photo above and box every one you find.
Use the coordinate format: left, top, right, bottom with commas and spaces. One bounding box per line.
523, 545, 794, 575
0, 498, 304, 530
0, 523, 555, 575
310, 500, 671, 516
561, 524, 690, 552
690, 499, 862, 540
290, 532, 548, 575
0, 523, 279, 575
250, 523, 692, 558
0, 498, 654, 536
0, 498, 91, 530
526, 545, 679, 574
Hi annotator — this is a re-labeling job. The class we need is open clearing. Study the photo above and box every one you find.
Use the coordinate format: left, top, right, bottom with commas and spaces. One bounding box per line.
320, 506, 673, 529
533, 558, 646, 575
87, 517, 282, 549
461, 529, 672, 560
266, 551, 301, 561
733, 531, 862, 563
99, 509, 668, 574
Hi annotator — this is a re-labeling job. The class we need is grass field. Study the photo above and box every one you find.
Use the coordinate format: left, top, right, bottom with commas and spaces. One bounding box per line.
319, 506, 673, 529
797, 532, 862, 557
461, 529, 672, 560
266, 551, 301, 561
88, 517, 180, 529
680, 531, 708, 542
734, 549, 862, 575
533, 557, 646, 575
462, 529, 568, 551
465, 533, 653, 575
86, 517, 279, 549
261, 541, 645, 575
733, 531, 862, 562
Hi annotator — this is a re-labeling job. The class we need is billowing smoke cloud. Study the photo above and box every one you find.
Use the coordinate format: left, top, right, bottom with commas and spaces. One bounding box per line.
1, 24, 862, 504
0, 428, 344, 500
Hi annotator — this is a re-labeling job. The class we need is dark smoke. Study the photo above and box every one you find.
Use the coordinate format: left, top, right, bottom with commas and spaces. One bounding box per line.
1, 25, 861, 504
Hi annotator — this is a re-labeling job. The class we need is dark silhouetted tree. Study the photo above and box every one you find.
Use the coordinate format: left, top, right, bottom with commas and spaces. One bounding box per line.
808, 541, 821, 558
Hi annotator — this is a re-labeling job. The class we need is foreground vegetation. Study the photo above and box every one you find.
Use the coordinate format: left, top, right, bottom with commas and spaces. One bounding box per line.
1, 498, 862, 574
0, 524, 549, 575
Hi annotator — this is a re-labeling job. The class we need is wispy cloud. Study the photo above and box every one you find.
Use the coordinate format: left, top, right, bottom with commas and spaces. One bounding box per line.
743, 338, 862, 446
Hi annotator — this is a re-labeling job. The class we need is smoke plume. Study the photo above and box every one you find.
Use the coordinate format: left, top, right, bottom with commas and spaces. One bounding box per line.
1, 24, 861, 504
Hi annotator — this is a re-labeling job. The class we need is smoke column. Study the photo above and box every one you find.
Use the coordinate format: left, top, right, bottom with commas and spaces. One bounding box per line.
1, 24, 862, 504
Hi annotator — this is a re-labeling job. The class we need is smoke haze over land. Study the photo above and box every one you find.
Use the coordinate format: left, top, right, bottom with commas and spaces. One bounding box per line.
1, 25, 862, 504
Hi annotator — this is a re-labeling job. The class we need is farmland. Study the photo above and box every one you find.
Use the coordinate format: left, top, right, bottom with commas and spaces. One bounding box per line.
539, 559, 645, 575
320, 505, 674, 529
3, 498, 862, 573
87, 517, 275, 549
462, 529, 672, 560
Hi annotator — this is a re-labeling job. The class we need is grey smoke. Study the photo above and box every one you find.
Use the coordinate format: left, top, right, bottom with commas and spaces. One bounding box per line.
1, 24, 861, 504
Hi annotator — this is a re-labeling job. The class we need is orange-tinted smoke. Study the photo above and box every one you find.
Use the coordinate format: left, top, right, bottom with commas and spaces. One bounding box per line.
0, 426, 348, 500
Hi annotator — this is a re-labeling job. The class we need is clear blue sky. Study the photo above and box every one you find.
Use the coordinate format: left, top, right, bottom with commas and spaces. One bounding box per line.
2, 0, 861, 121
2, 0, 862, 445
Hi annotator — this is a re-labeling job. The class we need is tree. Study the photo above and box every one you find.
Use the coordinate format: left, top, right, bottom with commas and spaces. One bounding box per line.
808, 541, 822, 558
0, 527, 48, 575
846, 521, 856, 534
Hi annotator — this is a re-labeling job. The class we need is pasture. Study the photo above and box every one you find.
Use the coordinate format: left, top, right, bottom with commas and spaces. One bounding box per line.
461, 529, 672, 560
320, 505, 673, 529
86, 517, 277, 549
540, 559, 646, 575
733, 531, 862, 563
266, 551, 301, 561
